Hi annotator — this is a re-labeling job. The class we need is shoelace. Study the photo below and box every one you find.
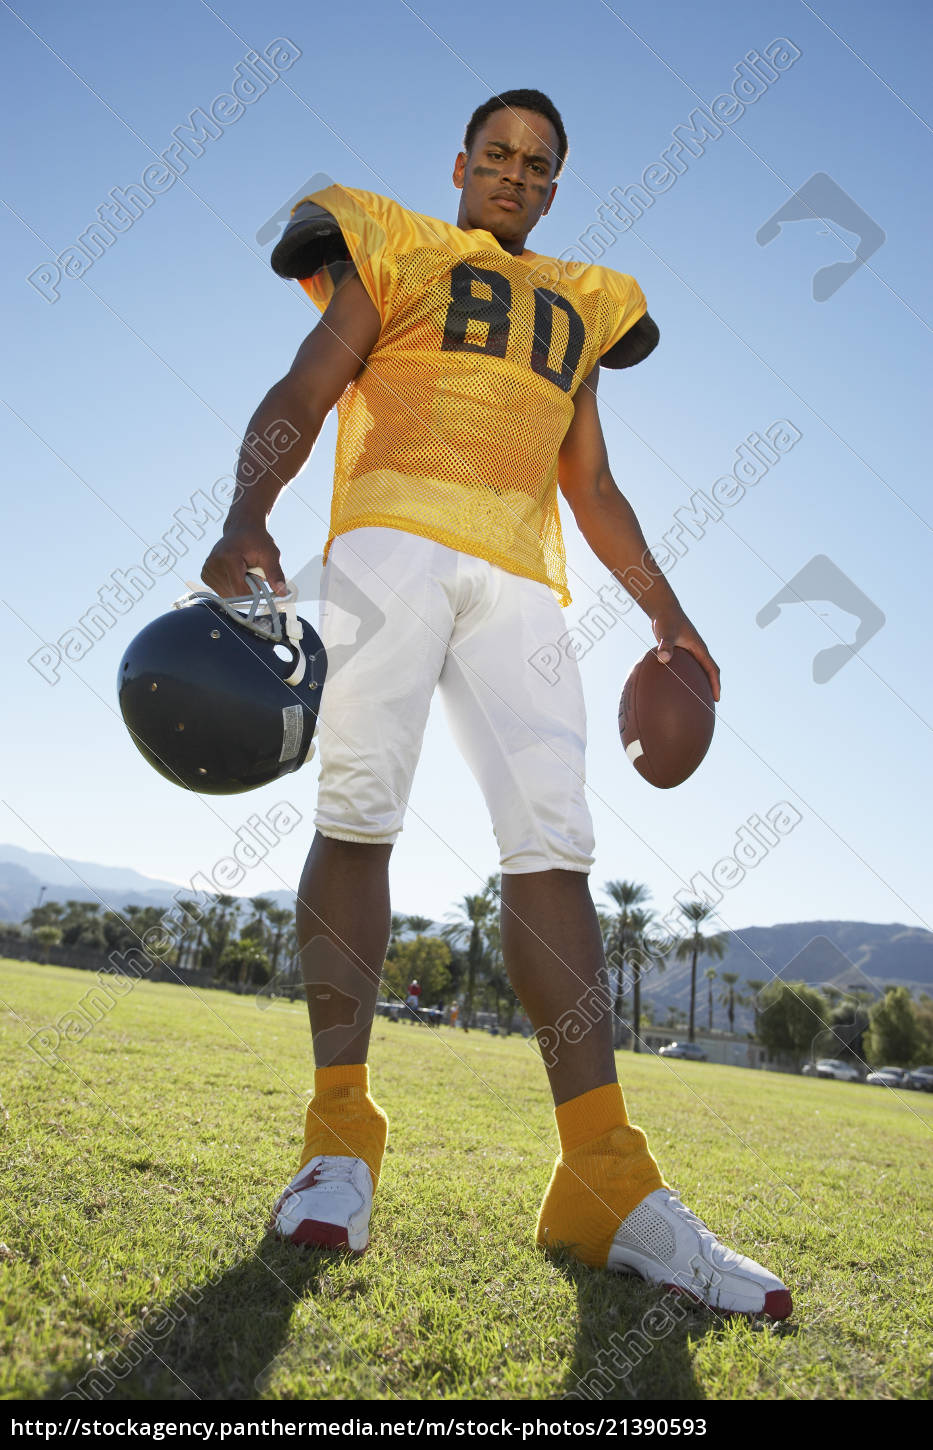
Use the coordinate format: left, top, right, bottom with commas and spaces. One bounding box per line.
662, 1191, 714, 1239
316, 1156, 359, 1183
662, 1192, 752, 1276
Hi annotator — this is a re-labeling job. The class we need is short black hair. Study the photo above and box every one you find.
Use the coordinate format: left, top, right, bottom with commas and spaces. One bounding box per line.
463, 89, 568, 178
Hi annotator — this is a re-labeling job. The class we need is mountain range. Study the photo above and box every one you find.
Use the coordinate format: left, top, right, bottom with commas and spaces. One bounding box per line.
638, 921, 933, 1032
0, 843, 294, 921
1, 845, 930, 1020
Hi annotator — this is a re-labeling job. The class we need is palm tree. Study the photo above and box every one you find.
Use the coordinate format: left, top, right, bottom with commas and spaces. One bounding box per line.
719, 971, 740, 1034
484, 961, 514, 1030
26, 899, 65, 931
101, 904, 144, 955
442, 893, 492, 1026
172, 897, 215, 970
388, 914, 408, 952
246, 895, 276, 948
674, 902, 727, 1043
602, 881, 651, 1048
405, 915, 434, 935
480, 905, 519, 1032
112, 904, 172, 960
60, 901, 103, 948
705, 966, 718, 1032
266, 906, 294, 975
629, 907, 664, 1053
280, 918, 300, 988
745, 978, 765, 1039
205, 895, 240, 975
596, 910, 616, 961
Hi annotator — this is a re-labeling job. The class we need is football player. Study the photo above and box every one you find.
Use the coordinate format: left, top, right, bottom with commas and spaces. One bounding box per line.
202, 89, 791, 1318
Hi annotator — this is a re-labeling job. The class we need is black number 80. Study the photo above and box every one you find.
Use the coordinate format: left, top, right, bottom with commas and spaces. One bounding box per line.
440, 261, 585, 394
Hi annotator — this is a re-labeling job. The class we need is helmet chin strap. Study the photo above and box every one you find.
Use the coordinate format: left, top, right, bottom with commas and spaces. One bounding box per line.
247, 569, 307, 687
174, 568, 307, 686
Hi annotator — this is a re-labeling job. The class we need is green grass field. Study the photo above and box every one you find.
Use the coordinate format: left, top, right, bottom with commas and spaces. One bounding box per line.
1, 958, 931, 1402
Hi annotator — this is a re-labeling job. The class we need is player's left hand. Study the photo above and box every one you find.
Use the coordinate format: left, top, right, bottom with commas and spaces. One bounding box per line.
652, 608, 721, 702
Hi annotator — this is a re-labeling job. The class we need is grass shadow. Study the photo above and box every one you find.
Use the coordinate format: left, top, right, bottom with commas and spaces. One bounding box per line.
554, 1255, 722, 1402
55, 1235, 376, 1402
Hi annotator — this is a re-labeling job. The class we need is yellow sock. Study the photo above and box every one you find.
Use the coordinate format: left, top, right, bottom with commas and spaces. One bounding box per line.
299, 1064, 389, 1189
536, 1082, 666, 1268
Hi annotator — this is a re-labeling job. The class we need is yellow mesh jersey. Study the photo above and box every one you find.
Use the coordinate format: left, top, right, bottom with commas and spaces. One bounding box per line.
299, 185, 647, 606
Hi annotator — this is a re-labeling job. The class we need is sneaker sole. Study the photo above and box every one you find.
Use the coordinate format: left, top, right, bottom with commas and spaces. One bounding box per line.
274, 1217, 368, 1253
664, 1281, 793, 1320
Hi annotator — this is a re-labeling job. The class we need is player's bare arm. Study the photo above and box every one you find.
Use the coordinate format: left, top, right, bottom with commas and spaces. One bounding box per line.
558, 361, 721, 702
201, 268, 380, 598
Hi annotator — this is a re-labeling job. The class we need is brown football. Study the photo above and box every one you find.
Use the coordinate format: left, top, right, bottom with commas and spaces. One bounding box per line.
618, 646, 715, 788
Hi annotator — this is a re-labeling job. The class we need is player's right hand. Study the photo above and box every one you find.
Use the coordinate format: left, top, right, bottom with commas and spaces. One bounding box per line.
201, 524, 288, 598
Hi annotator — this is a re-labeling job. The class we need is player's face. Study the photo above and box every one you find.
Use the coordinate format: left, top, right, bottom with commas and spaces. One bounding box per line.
453, 108, 559, 253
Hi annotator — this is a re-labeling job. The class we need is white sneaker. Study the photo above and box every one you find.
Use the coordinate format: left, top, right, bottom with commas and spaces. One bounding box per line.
608, 1189, 792, 1319
270, 1155, 373, 1252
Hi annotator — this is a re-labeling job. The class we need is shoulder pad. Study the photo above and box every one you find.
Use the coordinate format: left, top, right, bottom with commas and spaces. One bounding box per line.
270, 200, 351, 280
600, 313, 660, 369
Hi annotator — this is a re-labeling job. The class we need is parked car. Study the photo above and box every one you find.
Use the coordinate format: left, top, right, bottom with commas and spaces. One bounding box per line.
658, 1042, 707, 1061
866, 1066, 911, 1087
907, 1065, 933, 1092
813, 1058, 861, 1082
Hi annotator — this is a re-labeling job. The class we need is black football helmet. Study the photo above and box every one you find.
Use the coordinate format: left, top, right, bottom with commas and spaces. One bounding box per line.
118, 571, 327, 794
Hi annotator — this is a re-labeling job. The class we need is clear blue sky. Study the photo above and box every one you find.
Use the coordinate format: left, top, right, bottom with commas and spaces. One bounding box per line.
2, 0, 931, 946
